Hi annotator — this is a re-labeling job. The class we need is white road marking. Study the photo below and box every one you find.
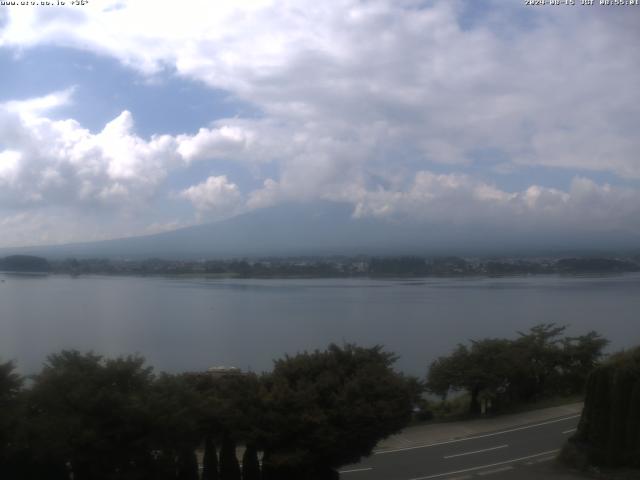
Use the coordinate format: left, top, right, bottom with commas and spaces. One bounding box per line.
524, 455, 556, 465
477, 466, 514, 476
407, 449, 560, 480
396, 437, 415, 445
444, 444, 508, 459
375, 415, 579, 455
562, 428, 577, 434
339, 467, 373, 474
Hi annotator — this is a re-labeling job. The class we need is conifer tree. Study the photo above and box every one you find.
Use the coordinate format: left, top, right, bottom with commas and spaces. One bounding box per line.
202, 435, 219, 480
219, 433, 241, 480
242, 444, 261, 480
177, 449, 199, 480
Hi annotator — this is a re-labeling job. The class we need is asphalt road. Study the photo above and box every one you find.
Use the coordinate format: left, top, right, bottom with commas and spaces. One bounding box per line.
339, 414, 581, 480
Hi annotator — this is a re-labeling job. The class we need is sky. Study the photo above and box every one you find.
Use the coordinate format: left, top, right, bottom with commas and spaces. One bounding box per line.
0, 0, 639, 249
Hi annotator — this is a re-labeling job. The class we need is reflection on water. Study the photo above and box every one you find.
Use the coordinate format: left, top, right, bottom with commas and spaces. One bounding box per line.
1, 273, 639, 376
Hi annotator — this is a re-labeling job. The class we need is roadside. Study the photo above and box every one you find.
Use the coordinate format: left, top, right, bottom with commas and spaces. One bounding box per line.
374, 402, 583, 453
366, 403, 639, 480
472, 459, 640, 480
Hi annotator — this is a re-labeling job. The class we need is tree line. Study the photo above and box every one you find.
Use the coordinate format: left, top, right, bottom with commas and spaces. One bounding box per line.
4, 254, 639, 277
426, 324, 608, 415
0, 344, 418, 480
0, 325, 610, 479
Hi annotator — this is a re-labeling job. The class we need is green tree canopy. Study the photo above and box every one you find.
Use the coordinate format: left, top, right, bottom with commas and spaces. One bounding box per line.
427, 339, 515, 413
0, 361, 24, 477
186, 371, 263, 443
427, 324, 608, 414
26, 351, 155, 480
563, 346, 640, 469
259, 344, 419, 478
2, 343, 421, 479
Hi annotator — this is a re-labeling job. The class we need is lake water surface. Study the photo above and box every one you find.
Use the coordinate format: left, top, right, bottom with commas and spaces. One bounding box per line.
1, 273, 639, 376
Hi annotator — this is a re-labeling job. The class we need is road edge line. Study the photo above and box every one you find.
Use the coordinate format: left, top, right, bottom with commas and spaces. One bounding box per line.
375, 415, 579, 455
408, 449, 560, 480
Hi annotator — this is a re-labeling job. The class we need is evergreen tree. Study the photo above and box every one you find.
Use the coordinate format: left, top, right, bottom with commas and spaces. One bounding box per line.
242, 444, 261, 480
147, 373, 204, 479
202, 435, 219, 480
150, 451, 178, 480
219, 433, 241, 480
0, 361, 23, 479
177, 449, 199, 480
563, 347, 640, 468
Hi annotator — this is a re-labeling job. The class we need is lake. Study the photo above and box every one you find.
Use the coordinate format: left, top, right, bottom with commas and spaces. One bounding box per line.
1, 273, 639, 376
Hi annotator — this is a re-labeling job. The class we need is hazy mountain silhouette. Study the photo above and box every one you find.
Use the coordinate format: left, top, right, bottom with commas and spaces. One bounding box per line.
0, 202, 433, 259
1, 202, 638, 259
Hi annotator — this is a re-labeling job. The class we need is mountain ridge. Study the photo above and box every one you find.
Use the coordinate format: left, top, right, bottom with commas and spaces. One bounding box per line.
1, 202, 638, 259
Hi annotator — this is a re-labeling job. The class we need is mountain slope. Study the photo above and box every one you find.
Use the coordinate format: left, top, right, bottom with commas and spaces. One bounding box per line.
1, 202, 638, 259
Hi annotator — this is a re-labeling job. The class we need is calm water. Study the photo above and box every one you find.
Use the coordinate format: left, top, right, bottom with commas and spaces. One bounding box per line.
1, 273, 639, 376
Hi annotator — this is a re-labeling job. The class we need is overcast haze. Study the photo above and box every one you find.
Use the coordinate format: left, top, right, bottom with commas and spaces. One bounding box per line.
1, 0, 639, 251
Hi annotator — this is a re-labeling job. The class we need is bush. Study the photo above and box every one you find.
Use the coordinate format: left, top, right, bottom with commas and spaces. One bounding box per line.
564, 346, 640, 469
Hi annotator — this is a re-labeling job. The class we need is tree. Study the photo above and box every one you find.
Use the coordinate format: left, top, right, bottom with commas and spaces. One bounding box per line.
465, 339, 515, 413
562, 346, 640, 469
219, 433, 241, 480
0, 360, 22, 401
147, 373, 206, 478
259, 344, 418, 478
369, 257, 429, 276
187, 371, 263, 445
0, 361, 24, 478
427, 340, 514, 414
177, 449, 199, 480
0, 255, 50, 273
427, 345, 467, 400
26, 351, 155, 480
242, 444, 261, 480
202, 435, 219, 480
426, 325, 609, 415
510, 323, 567, 401
560, 331, 609, 394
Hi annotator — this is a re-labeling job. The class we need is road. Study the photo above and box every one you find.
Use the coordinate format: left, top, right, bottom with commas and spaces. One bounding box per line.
339, 414, 580, 480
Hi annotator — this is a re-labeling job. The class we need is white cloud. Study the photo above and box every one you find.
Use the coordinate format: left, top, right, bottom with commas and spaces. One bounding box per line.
1, 1, 640, 246
179, 175, 243, 219
0, 90, 273, 218
0, 102, 174, 209
3, 1, 638, 175
2, 87, 75, 118
0, 208, 144, 248
246, 178, 282, 210
176, 126, 254, 163
3, 88, 640, 245
347, 172, 640, 233
0, 150, 21, 185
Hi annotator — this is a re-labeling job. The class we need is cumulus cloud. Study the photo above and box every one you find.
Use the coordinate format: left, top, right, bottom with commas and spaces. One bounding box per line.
176, 125, 255, 163
1, 1, 640, 246
2, 86, 640, 246
0, 96, 175, 209
2, 0, 638, 178
0, 90, 267, 220
346, 172, 640, 234
0, 91, 257, 213
179, 175, 243, 219
0, 150, 21, 186
2, 87, 75, 118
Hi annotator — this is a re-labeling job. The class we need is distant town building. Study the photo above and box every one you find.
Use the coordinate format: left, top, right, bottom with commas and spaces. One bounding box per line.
207, 366, 244, 378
